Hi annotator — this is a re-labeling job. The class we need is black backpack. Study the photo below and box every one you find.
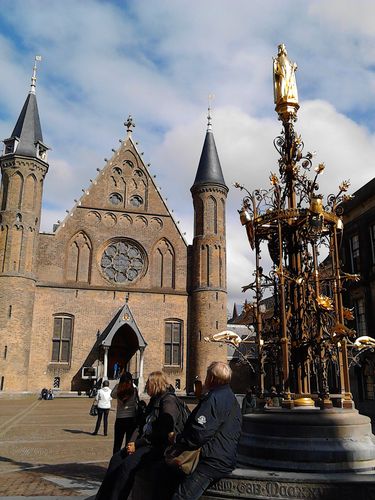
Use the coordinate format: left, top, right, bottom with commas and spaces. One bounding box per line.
170, 394, 191, 434
149, 392, 191, 433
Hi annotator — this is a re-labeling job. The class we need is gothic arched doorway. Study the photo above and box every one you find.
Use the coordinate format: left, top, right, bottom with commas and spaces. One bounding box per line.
108, 324, 139, 379
100, 302, 147, 387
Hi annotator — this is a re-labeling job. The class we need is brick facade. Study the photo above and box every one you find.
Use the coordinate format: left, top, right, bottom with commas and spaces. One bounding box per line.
0, 86, 227, 393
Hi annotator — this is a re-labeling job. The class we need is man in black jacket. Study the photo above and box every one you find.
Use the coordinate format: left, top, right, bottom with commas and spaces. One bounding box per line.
172, 361, 242, 500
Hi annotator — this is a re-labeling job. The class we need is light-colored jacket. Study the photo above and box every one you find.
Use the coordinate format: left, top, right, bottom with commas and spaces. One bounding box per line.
111, 384, 137, 419
96, 387, 112, 409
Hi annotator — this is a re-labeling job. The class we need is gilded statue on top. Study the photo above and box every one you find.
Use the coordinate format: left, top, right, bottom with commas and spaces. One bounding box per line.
273, 44, 298, 108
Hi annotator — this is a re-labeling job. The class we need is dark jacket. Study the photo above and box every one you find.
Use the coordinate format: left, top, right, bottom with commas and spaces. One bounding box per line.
178, 384, 242, 478
241, 392, 257, 414
135, 391, 181, 451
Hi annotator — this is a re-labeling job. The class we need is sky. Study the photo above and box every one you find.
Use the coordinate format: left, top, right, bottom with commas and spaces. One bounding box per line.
0, 0, 374, 309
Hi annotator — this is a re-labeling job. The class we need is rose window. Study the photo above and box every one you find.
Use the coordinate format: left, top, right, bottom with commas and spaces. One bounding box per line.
100, 240, 145, 284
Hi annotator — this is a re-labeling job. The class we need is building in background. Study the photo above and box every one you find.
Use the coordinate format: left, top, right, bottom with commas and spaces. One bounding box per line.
341, 178, 375, 416
0, 67, 227, 393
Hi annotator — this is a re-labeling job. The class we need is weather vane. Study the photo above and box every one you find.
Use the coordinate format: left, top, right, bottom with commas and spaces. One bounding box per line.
30, 55, 42, 94
125, 115, 135, 136
207, 93, 214, 131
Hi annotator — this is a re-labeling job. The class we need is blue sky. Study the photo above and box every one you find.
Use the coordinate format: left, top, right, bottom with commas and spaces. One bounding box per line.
0, 0, 374, 307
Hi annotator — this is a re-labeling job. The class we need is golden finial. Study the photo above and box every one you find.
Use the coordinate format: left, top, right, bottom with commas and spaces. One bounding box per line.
273, 44, 299, 121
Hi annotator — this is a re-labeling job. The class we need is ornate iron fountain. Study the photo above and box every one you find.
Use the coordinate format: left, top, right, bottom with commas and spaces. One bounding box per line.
234, 43, 361, 409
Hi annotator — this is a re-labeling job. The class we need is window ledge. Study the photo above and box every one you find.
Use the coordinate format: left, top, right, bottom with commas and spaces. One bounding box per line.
48, 362, 71, 370
163, 365, 183, 371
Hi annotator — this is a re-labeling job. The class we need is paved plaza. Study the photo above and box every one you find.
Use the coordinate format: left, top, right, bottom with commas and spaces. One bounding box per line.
0, 396, 112, 498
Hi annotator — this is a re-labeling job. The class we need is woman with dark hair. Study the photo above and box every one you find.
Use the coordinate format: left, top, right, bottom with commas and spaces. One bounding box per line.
111, 372, 138, 454
95, 371, 182, 500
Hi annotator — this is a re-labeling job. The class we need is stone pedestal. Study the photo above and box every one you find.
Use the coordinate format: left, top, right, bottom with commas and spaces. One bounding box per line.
238, 408, 375, 472
124, 408, 375, 499
202, 468, 375, 500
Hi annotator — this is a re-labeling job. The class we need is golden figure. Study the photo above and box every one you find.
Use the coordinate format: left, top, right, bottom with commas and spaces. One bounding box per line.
204, 330, 242, 347
273, 44, 298, 107
353, 336, 375, 349
316, 294, 334, 311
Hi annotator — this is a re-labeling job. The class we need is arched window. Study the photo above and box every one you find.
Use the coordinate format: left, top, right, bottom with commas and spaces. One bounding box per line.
220, 198, 226, 234
1, 173, 9, 210
164, 320, 183, 367
120, 152, 148, 210
200, 244, 210, 287
9, 172, 23, 210
0, 226, 8, 272
207, 196, 217, 234
194, 197, 204, 236
51, 314, 74, 363
218, 245, 223, 288
10, 225, 23, 271
23, 174, 37, 210
66, 231, 92, 283
153, 239, 175, 289
24, 227, 34, 272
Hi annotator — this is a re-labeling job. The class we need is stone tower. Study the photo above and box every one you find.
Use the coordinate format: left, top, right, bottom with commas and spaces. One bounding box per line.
0, 59, 49, 390
188, 115, 228, 388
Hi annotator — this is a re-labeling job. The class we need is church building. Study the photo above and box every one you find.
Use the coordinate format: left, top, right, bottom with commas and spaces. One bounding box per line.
0, 64, 227, 393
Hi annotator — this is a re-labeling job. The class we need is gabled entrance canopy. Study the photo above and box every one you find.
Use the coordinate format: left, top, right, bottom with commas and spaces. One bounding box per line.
100, 302, 147, 349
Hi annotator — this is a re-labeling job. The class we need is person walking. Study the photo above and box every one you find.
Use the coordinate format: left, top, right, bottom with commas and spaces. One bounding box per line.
171, 361, 242, 500
92, 380, 112, 436
111, 372, 138, 454
113, 361, 120, 379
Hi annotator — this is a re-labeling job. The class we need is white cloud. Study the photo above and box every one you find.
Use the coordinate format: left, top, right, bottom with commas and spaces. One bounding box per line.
0, 0, 374, 310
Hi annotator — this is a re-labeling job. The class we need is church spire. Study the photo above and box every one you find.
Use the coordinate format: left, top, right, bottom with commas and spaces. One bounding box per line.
3, 56, 48, 160
192, 106, 226, 189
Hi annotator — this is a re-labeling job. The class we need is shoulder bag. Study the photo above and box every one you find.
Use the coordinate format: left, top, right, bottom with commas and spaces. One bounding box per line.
164, 444, 201, 475
89, 401, 98, 417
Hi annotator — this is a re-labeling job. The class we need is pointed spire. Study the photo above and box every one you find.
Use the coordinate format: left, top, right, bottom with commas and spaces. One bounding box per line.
2, 56, 48, 159
232, 303, 238, 320
192, 105, 226, 188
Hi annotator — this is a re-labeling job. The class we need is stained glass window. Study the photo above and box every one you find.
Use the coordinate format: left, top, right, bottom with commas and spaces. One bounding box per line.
101, 240, 145, 284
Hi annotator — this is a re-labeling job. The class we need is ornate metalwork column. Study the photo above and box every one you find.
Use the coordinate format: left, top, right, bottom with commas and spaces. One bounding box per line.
236, 44, 356, 409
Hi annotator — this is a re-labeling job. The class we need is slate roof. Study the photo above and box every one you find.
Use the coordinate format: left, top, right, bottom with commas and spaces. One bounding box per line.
7, 92, 44, 157
192, 130, 227, 188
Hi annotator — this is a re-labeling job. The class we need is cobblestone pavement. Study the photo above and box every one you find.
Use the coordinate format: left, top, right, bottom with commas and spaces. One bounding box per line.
0, 396, 114, 497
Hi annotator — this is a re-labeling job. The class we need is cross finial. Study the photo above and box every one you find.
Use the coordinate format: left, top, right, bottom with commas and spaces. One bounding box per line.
125, 115, 135, 137
30, 55, 42, 95
207, 94, 214, 131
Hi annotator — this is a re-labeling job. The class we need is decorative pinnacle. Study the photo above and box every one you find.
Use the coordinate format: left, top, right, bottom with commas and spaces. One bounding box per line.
30, 55, 42, 94
207, 93, 214, 131
125, 115, 135, 137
